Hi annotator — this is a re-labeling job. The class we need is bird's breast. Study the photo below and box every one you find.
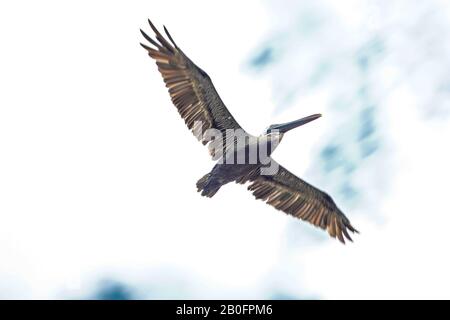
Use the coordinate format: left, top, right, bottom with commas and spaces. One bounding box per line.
220, 134, 282, 165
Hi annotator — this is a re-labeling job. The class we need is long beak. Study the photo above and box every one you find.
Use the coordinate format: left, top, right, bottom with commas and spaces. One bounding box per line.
272, 114, 322, 133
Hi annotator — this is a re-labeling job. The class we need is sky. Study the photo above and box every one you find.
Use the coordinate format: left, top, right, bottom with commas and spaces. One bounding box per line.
0, 0, 450, 299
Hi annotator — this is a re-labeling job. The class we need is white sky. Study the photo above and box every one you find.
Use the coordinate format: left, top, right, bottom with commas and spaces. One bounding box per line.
0, 0, 449, 299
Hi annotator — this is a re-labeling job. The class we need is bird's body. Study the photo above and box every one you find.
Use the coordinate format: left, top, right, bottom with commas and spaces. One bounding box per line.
140, 19, 358, 243
198, 131, 283, 197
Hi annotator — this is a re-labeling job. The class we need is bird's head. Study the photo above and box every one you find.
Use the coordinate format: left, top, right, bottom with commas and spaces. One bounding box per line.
265, 113, 322, 136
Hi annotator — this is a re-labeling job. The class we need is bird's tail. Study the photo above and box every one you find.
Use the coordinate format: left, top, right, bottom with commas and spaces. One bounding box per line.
196, 173, 220, 197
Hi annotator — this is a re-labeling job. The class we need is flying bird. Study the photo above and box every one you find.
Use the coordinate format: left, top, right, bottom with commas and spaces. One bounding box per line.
140, 19, 358, 243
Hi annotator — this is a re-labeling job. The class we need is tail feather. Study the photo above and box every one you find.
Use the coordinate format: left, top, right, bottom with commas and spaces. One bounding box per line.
196, 173, 220, 197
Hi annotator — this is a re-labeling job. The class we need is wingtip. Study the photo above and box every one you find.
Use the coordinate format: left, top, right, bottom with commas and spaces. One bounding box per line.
147, 18, 155, 28
163, 25, 178, 48
145, 18, 175, 53
148, 18, 159, 34
337, 232, 346, 244
347, 233, 354, 242
140, 42, 151, 51
140, 28, 152, 42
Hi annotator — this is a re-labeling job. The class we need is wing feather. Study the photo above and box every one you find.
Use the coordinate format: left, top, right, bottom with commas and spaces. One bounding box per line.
246, 161, 358, 244
140, 19, 248, 156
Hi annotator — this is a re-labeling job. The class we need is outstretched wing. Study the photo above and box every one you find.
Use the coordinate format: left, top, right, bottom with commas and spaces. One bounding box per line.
140, 19, 248, 157
244, 161, 358, 244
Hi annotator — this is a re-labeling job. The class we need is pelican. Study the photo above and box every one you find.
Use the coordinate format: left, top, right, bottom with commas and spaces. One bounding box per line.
140, 19, 358, 243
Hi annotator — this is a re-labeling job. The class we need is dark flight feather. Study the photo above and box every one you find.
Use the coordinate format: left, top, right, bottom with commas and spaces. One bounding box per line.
242, 161, 358, 244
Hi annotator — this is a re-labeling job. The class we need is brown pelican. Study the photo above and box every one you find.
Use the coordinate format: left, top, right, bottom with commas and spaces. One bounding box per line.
140, 19, 358, 243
